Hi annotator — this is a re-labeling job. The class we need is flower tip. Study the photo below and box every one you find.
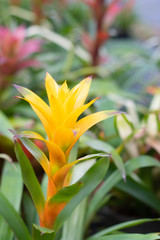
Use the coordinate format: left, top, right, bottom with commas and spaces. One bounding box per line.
46, 72, 51, 77
13, 84, 21, 90
84, 75, 93, 83
45, 72, 52, 81
88, 75, 93, 79
111, 111, 125, 115
87, 75, 93, 82
105, 111, 116, 116
8, 129, 15, 134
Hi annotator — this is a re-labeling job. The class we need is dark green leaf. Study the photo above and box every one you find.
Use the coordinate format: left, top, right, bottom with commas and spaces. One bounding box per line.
91, 233, 160, 240
32, 224, 55, 240
22, 192, 39, 233
87, 156, 160, 222
15, 141, 45, 216
116, 178, 160, 212
87, 218, 160, 239
0, 192, 32, 240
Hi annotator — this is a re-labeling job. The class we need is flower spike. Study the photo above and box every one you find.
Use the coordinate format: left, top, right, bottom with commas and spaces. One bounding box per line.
14, 73, 121, 228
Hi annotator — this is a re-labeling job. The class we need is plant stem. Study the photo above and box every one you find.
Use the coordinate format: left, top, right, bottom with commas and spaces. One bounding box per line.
92, 0, 106, 66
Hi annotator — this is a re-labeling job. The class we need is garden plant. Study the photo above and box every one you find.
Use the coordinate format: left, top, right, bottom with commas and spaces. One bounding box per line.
0, 0, 160, 240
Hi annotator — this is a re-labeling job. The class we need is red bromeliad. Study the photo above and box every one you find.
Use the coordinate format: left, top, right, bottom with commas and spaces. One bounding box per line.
0, 26, 41, 89
82, 0, 135, 66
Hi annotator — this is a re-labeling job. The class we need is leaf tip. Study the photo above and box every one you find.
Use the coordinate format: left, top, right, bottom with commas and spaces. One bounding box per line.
13, 84, 21, 90
122, 173, 126, 182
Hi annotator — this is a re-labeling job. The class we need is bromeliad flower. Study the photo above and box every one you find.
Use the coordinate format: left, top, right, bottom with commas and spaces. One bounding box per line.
14, 73, 120, 228
0, 26, 41, 89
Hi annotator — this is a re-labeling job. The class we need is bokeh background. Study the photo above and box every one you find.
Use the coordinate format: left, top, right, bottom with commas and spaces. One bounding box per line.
1, 0, 160, 236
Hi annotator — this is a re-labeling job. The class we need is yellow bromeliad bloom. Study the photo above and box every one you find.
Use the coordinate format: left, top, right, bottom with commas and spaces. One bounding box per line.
15, 73, 119, 228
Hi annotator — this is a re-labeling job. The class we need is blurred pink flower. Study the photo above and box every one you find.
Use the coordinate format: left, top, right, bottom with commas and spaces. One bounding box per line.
0, 26, 41, 88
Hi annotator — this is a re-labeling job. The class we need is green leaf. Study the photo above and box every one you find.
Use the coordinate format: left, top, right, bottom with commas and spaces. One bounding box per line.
86, 156, 160, 222
116, 177, 160, 212
0, 153, 12, 163
87, 218, 160, 239
0, 162, 23, 240
0, 192, 32, 240
91, 233, 160, 240
48, 182, 83, 204
62, 198, 87, 240
77, 153, 111, 161
14, 141, 45, 216
85, 194, 111, 227
22, 192, 39, 233
32, 224, 55, 240
41, 173, 48, 199
27, 25, 90, 61
68, 141, 79, 163
62, 160, 96, 240
54, 157, 110, 231
84, 138, 126, 180
0, 110, 13, 139
15, 136, 49, 175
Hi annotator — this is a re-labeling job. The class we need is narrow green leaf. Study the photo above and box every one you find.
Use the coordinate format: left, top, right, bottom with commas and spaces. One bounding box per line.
0, 162, 22, 210
77, 153, 111, 161
0, 110, 13, 139
15, 141, 45, 216
0, 192, 32, 240
54, 157, 110, 230
48, 182, 83, 204
32, 224, 55, 240
86, 156, 160, 222
116, 177, 160, 212
0, 153, 12, 163
27, 25, 90, 61
41, 173, 48, 199
87, 218, 160, 239
84, 139, 126, 180
16, 136, 50, 175
85, 194, 111, 227
0, 162, 23, 240
91, 233, 160, 240
68, 141, 79, 163
22, 192, 39, 233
